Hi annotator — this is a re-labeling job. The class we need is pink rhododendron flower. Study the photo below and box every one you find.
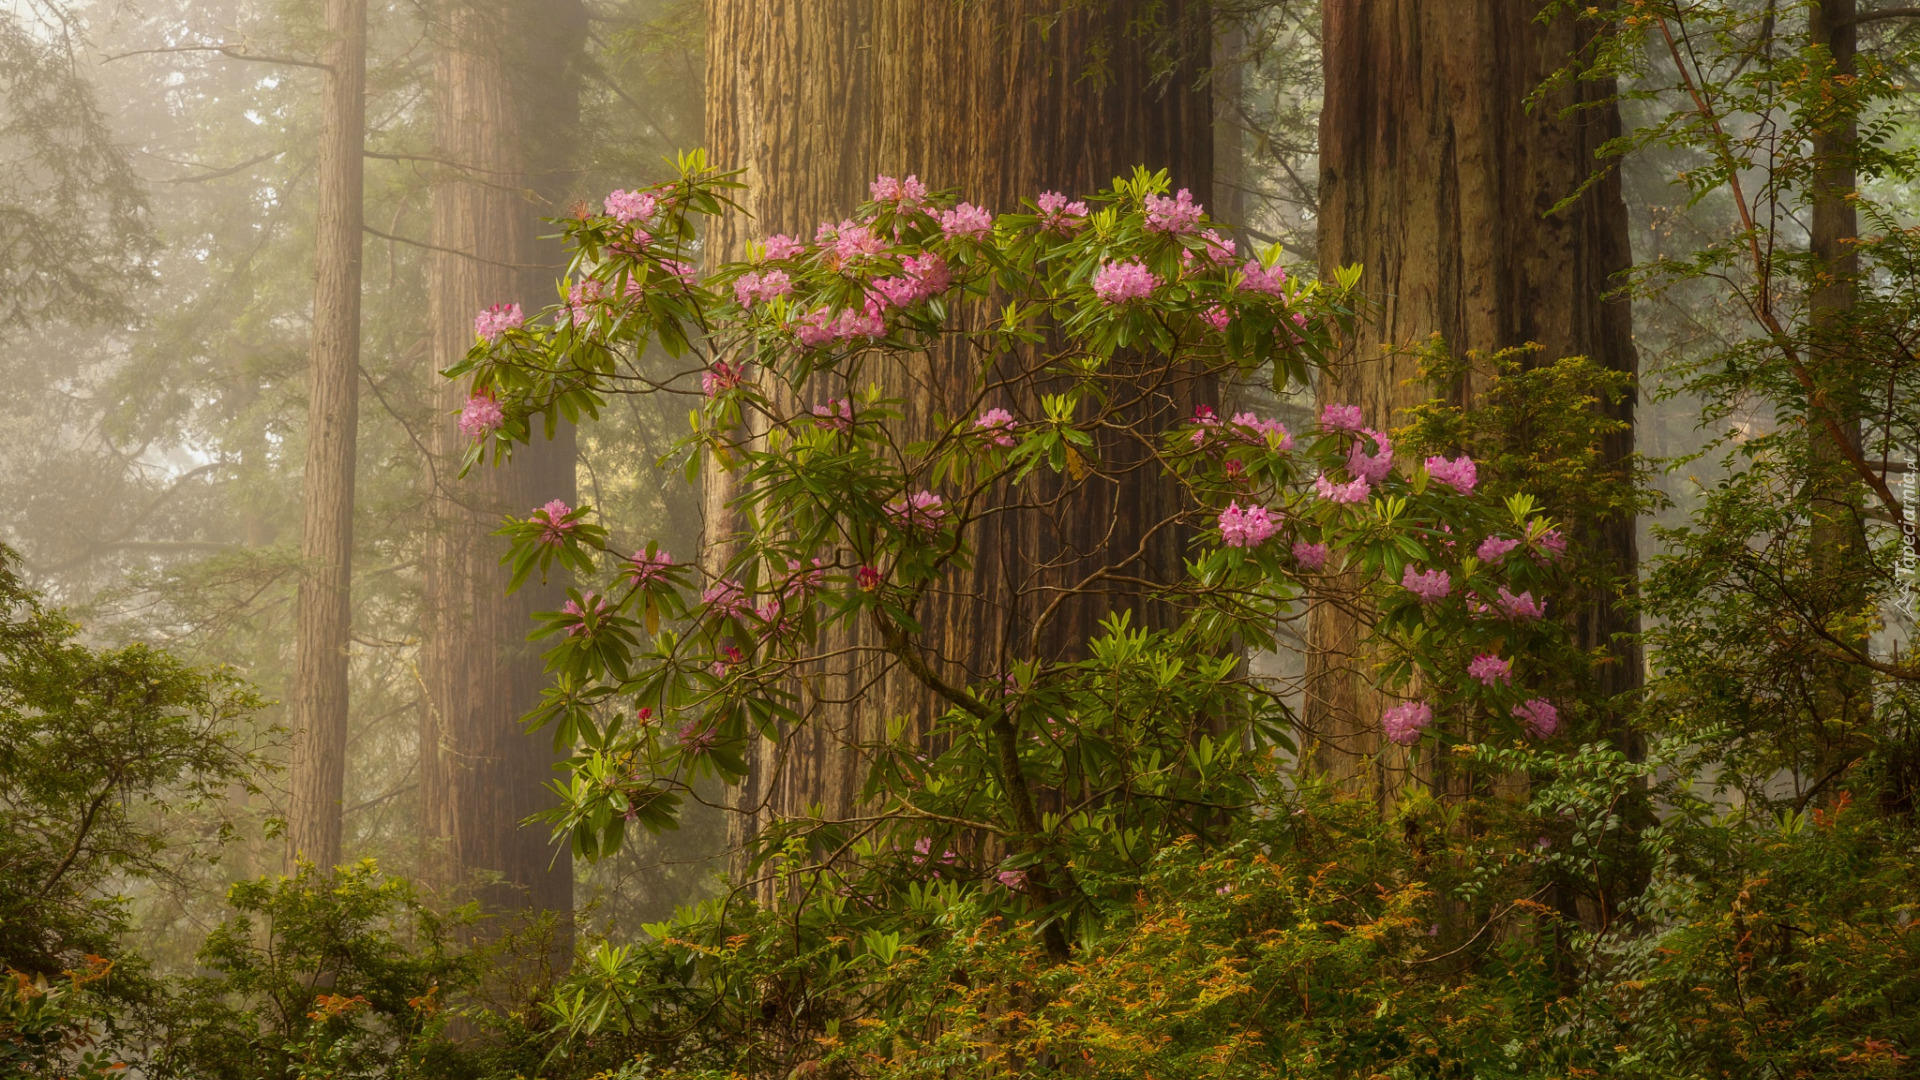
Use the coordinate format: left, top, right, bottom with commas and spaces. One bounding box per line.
1314, 474, 1371, 504
856, 565, 882, 591
564, 279, 606, 326
869, 173, 928, 209
1513, 698, 1559, 738
1320, 403, 1365, 432
886, 490, 948, 531
1402, 565, 1450, 603
1381, 701, 1434, 746
796, 301, 886, 347
534, 499, 575, 546
604, 188, 657, 224
624, 548, 673, 586
939, 202, 993, 240
1425, 454, 1478, 494
473, 302, 524, 342
1219, 501, 1281, 547
831, 221, 887, 262
1477, 535, 1520, 563
562, 593, 611, 636
1468, 653, 1513, 686
1092, 259, 1159, 304
760, 234, 805, 261
678, 718, 717, 752
1495, 586, 1547, 621
1230, 412, 1293, 449
702, 360, 744, 397
975, 407, 1018, 447
995, 869, 1028, 891
1348, 429, 1394, 483
1144, 187, 1203, 234
1292, 540, 1329, 570
1537, 528, 1568, 559
458, 394, 504, 440
1200, 229, 1237, 264
1035, 190, 1089, 232
701, 580, 750, 621
781, 557, 827, 598
1201, 305, 1231, 331
811, 398, 854, 431
1237, 259, 1287, 296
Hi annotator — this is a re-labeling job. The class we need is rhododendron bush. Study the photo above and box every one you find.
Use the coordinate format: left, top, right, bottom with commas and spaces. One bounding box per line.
445, 154, 1591, 931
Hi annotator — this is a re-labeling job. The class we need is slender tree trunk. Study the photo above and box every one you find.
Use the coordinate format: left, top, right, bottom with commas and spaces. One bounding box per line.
705, 0, 1214, 898
287, 0, 366, 872
1807, 0, 1869, 793
1308, 2, 1641, 806
421, 0, 586, 932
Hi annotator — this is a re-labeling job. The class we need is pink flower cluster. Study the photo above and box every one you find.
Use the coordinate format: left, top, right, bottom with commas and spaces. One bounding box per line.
869, 173, 929, 211
1402, 565, 1450, 603
940, 202, 993, 241
1320, 403, 1365, 432
1382, 701, 1434, 747
473, 302, 524, 342
1477, 535, 1520, 563
1230, 412, 1292, 449
1237, 259, 1287, 297
760, 234, 805, 261
1198, 229, 1238, 265
797, 300, 887, 347
679, 717, 718, 752
1092, 259, 1159, 304
1495, 586, 1546, 621
1036, 191, 1089, 232
811, 398, 854, 431
702, 579, 750, 621
1314, 474, 1371, 504
1425, 454, 1478, 494
871, 252, 950, 308
562, 593, 611, 637
734, 268, 793, 306
1348, 430, 1394, 483
975, 408, 1018, 447
1144, 188, 1203, 234
995, 869, 1028, 891
534, 500, 575, 546
1219, 501, 1281, 547
458, 394, 504, 440
886, 489, 948, 531
625, 548, 673, 586
565, 279, 606, 327
1468, 653, 1512, 686
604, 188, 657, 225
1537, 528, 1568, 559
1201, 305, 1231, 331
1292, 540, 1329, 570
702, 360, 745, 397
1513, 698, 1559, 738
816, 219, 888, 264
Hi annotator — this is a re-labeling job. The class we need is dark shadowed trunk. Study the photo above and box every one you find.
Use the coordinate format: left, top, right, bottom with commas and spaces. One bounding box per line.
421, 0, 586, 934
704, 0, 1215, 898
287, 0, 365, 873
1308, 2, 1641, 806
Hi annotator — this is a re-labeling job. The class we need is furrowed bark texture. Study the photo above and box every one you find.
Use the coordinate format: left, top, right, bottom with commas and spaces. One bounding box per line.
421, 0, 586, 926
1309, 2, 1641, 806
704, 0, 1213, 897
287, 0, 366, 873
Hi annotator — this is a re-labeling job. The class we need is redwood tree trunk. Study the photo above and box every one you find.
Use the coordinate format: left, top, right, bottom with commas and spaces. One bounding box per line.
421, 0, 586, 927
704, 0, 1214, 894
1308, 2, 1641, 804
287, 0, 366, 872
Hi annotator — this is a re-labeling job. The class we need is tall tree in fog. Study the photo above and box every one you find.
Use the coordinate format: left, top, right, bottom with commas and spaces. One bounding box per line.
1305, 2, 1641, 803
421, 0, 586, 923
703, 0, 1214, 895
286, 0, 367, 872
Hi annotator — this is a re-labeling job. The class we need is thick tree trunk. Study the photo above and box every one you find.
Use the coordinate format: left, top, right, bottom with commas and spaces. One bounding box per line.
1308, 2, 1641, 805
287, 0, 366, 873
421, 0, 586, 929
705, 0, 1214, 897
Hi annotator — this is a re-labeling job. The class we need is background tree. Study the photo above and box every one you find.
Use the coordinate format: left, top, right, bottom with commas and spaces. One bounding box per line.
287, 0, 368, 874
